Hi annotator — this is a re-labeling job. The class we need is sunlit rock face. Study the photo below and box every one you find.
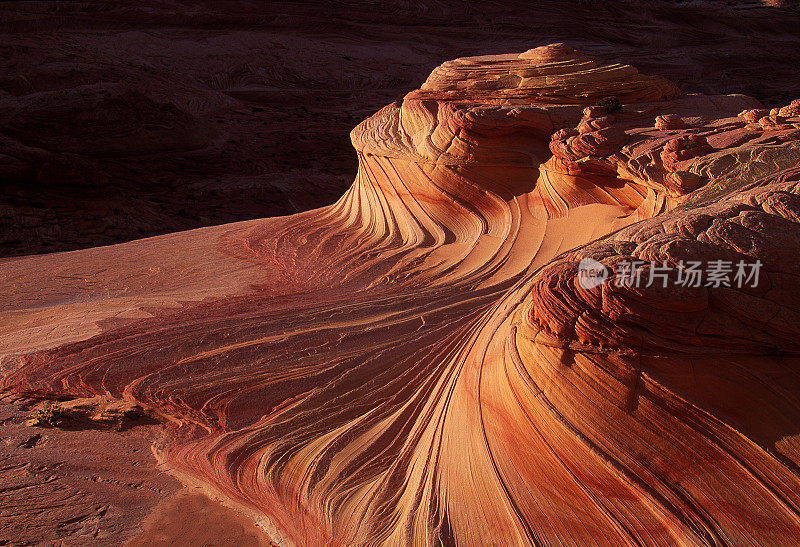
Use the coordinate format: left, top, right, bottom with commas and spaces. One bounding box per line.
3, 44, 800, 545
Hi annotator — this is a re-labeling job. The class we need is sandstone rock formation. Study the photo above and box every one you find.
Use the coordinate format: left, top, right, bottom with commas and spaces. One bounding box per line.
2, 0, 800, 258
3, 44, 800, 545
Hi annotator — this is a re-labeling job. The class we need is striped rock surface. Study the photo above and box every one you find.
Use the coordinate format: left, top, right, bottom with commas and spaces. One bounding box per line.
3, 45, 800, 545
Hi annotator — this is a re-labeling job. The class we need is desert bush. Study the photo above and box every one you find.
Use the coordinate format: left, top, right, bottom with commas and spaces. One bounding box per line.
598, 96, 622, 113
30, 402, 66, 427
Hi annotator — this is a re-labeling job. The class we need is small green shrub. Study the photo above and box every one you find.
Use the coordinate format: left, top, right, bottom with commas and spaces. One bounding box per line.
598, 96, 622, 113
31, 402, 66, 427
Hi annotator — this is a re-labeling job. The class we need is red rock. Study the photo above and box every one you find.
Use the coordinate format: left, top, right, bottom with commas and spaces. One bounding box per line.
661, 134, 715, 171
578, 115, 616, 134
3, 44, 800, 546
654, 113, 685, 130
3, 0, 800, 259
740, 108, 770, 123
666, 170, 704, 193
779, 99, 800, 117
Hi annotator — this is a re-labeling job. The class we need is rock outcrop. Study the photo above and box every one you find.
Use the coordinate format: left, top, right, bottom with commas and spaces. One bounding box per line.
3, 0, 800, 258
3, 45, 800, 545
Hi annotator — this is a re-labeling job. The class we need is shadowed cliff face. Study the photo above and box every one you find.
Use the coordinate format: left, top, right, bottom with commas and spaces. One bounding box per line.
4, 44, 800, 545
2, 0, 800, 257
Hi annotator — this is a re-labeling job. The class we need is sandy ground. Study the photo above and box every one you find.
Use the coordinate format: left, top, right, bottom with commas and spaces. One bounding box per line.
126, 489, 275, 547
0, 393, 272, 545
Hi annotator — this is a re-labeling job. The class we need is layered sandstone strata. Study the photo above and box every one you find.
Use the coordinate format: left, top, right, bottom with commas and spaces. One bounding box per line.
3, 45, 800, 545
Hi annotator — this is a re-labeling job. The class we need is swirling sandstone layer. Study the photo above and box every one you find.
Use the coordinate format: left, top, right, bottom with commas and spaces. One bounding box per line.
3, 45, 800, 545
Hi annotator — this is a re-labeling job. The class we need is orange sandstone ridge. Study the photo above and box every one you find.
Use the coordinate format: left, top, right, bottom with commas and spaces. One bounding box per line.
3, 45, 800, 545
